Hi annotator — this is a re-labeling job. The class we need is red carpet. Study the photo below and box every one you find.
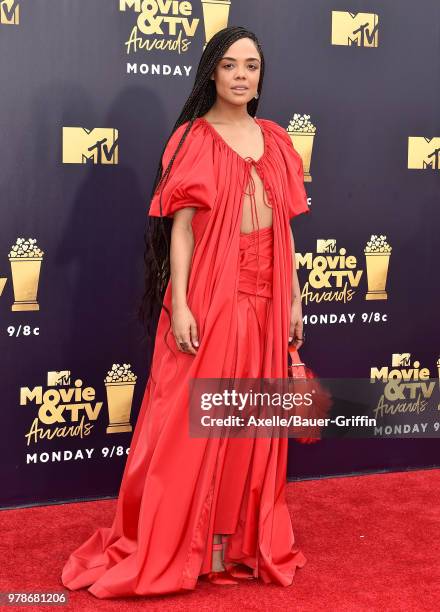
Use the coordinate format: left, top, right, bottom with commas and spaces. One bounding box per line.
1, 468, 439, 611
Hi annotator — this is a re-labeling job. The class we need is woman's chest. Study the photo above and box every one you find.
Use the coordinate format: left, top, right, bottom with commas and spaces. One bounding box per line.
240, 164, 275, 234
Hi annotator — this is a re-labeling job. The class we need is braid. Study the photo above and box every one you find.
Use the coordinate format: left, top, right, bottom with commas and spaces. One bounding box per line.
137, 26, 266, 368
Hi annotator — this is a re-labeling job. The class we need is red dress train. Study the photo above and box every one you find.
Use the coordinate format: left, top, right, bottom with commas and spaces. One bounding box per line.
61, 116, 311, 597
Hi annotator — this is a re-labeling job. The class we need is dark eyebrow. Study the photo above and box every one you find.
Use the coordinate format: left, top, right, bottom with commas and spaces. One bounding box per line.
221, 56, 260, 62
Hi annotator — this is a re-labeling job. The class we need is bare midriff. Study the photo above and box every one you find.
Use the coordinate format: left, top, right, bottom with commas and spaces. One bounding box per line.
240, 164, 273, 235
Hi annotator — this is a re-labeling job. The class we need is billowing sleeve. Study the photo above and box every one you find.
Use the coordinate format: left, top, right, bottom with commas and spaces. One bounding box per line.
148, 122, 216, 218
269, 121, 310, 220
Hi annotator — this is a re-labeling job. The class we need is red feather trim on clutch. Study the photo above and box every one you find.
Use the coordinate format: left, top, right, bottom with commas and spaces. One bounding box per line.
287, 345, 333, 444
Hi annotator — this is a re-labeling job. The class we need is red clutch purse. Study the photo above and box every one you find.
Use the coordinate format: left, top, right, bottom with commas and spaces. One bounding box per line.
287, 344, 333, 444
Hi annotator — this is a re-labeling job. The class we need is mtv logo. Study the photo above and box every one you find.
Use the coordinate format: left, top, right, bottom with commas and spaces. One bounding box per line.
62, 128, 119, 164
119, 0, 142, 11
0, 0, 19, 25
391, 353, 411, 368
408, 137, 440, 170
331, 11, 379, 47
47, 371, 71, 386
317, 239, 336, 253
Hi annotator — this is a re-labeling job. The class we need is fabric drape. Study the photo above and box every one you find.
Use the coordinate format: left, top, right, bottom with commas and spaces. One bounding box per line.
61, 116, 310, 598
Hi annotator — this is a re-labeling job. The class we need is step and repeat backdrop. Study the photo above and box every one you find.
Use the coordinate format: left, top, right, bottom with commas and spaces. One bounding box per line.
0, 1, 438, 508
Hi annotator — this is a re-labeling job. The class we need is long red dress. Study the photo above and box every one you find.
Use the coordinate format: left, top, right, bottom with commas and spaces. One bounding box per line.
61, 116, 310, 597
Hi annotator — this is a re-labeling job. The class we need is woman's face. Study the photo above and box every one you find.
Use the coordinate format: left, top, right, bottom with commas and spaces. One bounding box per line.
210, 37, 261, 107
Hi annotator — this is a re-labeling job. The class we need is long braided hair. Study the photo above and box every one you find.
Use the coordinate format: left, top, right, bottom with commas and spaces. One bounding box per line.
139, 26, 266, 348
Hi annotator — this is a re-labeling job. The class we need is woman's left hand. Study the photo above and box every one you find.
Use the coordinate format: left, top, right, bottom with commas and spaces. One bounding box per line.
289, 299, 304, 350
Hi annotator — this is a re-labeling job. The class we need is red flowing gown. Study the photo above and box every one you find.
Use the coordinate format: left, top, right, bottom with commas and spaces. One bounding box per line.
61, 116, 311, 597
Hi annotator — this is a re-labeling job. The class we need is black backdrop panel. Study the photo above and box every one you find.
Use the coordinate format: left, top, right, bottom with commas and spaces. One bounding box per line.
0, 1, 438, 508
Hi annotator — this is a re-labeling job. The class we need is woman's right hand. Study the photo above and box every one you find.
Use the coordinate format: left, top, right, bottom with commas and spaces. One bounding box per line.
172, 303, 199, 355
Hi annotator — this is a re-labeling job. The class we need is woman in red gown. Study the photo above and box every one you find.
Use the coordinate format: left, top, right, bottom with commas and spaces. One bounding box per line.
61, 26, 310, 598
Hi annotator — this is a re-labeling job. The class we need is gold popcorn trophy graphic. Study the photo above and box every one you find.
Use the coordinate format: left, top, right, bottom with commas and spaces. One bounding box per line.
287, 114, 316, 182
8, 238, 44, 311
364, 235, 392, 300
201, 0, 231, 50
105, 364, 137, 433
